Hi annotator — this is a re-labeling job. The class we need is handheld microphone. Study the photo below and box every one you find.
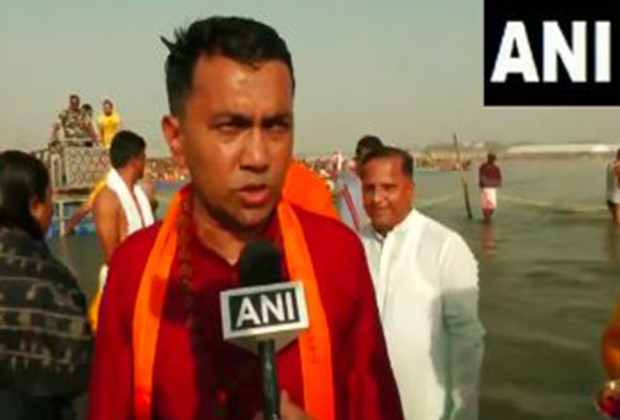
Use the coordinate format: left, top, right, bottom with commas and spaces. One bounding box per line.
220, 241, 309, 420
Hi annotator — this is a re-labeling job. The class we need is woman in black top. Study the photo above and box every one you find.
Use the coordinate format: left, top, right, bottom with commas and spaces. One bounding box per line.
0, 151, 92, 420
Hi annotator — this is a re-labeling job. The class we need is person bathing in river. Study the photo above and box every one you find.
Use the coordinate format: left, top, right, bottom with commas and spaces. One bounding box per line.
478, 153, 502, 222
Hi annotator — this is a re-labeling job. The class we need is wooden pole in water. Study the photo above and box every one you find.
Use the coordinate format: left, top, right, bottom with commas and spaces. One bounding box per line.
453, 133, 473, 219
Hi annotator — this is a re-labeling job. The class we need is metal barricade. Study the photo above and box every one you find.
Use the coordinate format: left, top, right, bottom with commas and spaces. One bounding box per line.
35, 143, 110, 191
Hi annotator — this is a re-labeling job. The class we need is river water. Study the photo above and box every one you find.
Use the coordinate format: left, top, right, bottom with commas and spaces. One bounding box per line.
50, 158, 620, 419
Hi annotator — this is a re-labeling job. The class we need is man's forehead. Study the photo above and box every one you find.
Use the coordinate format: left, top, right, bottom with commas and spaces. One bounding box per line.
187, 93, 293, 120
192, 56, 292, 92
363, 157, 410, 180
186, 64, 292, 119
365, 156, 401, 171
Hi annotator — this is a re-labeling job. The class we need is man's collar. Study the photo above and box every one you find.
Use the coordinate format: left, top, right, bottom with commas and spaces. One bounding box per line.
188, 186, 283, 266
391, 208, 419, 233
370, 208, 420, 240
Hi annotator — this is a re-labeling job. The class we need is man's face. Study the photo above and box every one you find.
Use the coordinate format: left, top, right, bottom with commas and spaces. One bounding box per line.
103, 102, 113, 116
69, 96, 80, 111
361, 156, 414, 236
163, 55, 294, 231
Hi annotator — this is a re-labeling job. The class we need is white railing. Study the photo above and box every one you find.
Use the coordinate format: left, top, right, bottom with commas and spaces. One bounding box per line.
32, 143, 110, 191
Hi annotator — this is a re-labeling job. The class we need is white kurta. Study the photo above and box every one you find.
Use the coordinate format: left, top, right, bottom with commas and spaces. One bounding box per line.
360, 210, 485, 420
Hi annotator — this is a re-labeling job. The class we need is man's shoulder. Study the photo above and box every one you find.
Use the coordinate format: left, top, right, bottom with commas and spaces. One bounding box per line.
114, 223, 162, 259
103, 223, 163, 328
480, 162, 494, 172
293, 205, 367, 268
412, 213, 478, 280
293, 204, 361, 248
93, 186, 120, 211
290, 206, 373, 311
415, 211, 464, 245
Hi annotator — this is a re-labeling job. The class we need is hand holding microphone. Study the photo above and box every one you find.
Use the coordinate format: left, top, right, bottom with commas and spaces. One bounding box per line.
252, 391, 315, 420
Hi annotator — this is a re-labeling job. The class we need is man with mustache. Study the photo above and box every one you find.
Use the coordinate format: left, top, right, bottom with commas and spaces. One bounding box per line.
87, 16, 403, 420
359, 146, 485, 420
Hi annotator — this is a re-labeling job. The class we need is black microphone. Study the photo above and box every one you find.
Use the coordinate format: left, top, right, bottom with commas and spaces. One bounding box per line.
238, 241, 283, 420
220, 241, 309, 420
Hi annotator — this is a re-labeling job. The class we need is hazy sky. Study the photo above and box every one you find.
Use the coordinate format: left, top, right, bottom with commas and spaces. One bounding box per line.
1, 0, 619, 156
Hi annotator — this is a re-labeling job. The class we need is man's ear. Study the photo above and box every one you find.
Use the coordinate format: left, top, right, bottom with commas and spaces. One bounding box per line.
409, 180, 416, 205
162, 115, 186, 168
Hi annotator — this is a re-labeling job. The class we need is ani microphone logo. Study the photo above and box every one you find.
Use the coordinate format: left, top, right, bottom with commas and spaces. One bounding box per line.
221, 282, 309, 341
484, 0, 620, 105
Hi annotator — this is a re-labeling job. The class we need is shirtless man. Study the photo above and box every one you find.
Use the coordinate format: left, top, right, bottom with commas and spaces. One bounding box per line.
90, 130, 155, 329
93, 130, 154, 263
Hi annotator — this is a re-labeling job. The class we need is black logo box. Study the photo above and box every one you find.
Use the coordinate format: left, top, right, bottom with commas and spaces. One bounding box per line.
229, 290, 301, 331
484, 0, 620, 105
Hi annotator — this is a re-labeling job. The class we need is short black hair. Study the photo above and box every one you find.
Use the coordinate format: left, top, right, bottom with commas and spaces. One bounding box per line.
355, 135, 383, 159
102, 99, 113, 108
109, 130, 146, 169
161, 16, 295, 116
361, 146, 414, 180
0, 151, 50, 239
81, 104, 93, 115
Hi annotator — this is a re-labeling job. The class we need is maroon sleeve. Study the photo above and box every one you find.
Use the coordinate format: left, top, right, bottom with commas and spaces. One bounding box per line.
294, 207, 404, 420
346, 240, 405, 420
87, 229, 156, 420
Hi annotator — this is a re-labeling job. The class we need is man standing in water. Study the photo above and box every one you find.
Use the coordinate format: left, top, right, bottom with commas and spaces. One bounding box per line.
360, 146, 485, 420
478, 153, 502, 222
606, 149, 620, 224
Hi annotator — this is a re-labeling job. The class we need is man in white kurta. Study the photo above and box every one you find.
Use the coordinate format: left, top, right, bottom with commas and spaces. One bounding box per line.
359, 146, 485, 420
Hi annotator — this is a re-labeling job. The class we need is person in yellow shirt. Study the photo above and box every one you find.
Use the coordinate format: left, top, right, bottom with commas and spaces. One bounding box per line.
97, 99, 123, 149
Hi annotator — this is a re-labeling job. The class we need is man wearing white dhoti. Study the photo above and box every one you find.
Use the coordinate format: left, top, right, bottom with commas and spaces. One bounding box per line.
359, 146, 485, 420
478, 153, 502, 222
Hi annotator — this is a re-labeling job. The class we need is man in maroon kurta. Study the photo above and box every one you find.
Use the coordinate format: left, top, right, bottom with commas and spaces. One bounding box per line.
89, 199, 402, 419
88, 16, 403, 420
